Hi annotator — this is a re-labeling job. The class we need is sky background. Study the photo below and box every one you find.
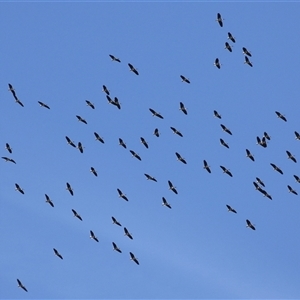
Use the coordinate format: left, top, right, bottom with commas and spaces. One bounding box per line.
1, 2, 300, 299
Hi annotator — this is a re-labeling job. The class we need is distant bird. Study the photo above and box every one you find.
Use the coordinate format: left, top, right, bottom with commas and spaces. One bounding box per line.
149, 108, 164, 119
113, 97, 121, 109
246, 149, 255, 161
77, 142, 84, 153
124, 227, 133, 240
226, 204, 237, 213
214, 58, 221, 69
90, 167, 98, 177
15, 183, 24, 194
256, 136, 267, 148
246, 219, 256, 230
179, 102, 188, 115
65, 136, 76, 148
94, 132, 105, 143
45, 194, 54, 207
86, 100, 95, 109
76, 115, 87, 124
112, 242, 122, 253
106, 95, 113, 104
294, 175, 300, 183
220, 166, 233, 177
140, 137, 149, 149
144, 173, 157, 182
216, 13, 223, 27
8, 83, 17, 98
2, 156, 16, 164
112, 216, 122, 226
261, 189, 272, 200
253, 181, 263, 192
72, 209, 82, 221
225, 42, 232, 52
102, 85, 110, 95
109, 54, 121, 62
154, 128, 159, 137
220, 138, 229, 149
129, 252, 139, 265
180, 75, 190, 84
294, 131, 300, 140
227, 32, 236, 43
221, 124, 232, 135
170, 127, 183, 137
264, 132, 271, 140
66, 182, 74, 196
275, 111, 287, 122
270, 163, 283, 174
130, 150, 141, 161
168, 180, 178, 194
53, 248, 63, 259
38, 101, 50, 109
214, 110, 221, 119
128, 63, 139, 75
242, 47, 252, 57
244, 56, 253, 67
256, 177, 265, 187
288, 185, 298, 195
5, 143, 12, 153
162, 197, 171, 209
119, 138, 126, 149
15, 98, 24, 107
17, 279, 28, 292
117, 188, 128, 201
90, 230, 99, 242
175, 152, 187, 164
203, 160, 211, 173
286, 150, 297, 163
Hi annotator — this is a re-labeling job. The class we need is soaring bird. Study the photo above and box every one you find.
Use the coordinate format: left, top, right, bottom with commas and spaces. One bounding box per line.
109, 54, 121, 62
15, 98, 24, 107
149, 108, 164, 119
90, 167, 98, 177
288, 185, 298, 195
94, 132, 105, 143
225, 42, 232, 52
2, 156, 16, 164
72, 209, 83, 221
180, 75, 190, 84
66, 182, 74, 196
170, 127, 183, 137
275, 111, 287, 122
216, 13, 223, 27
124, 227, 133, 240
154, 128, 159, 137
214, 58, 221, 69
264, 132, 271, 140
90, 230, 99, 242
242, 47, 252, 57
261, 189, 272, 200
128, 63, 139, 75
286, 150, 297, 163
106, 95, 113, 104
246, 219, 256, 230
253, 182, 264, 193
140, 137, 149, 149
226, 205, 237, 213
86, 100, 95, 109
144, 173, 157, 182
17, 279, 28, 292
294, 131, 300, 140
203, 160, 211, 173
244, 56, 253, 67
112, 97, 121, 109
112, 242, 122, 253
256, 136, 267, 148
130, 150, 141, 161
119, 138, 127, 148
76, 115, 87, 124
162, 197, 172, 209
129, 252, 139, 265
214, 110, 221, 119
175, 152, 187, 164
5, 143, 12, 153
220, 166, 233, 177
53, 248, 63, 259
102, 85, 110, 95
294, 175, 300, 183
179, 102, 188, 115
227, 32, 236, 43
221, 124, 232, 135
77, 142, 84, 153
117, 188, 128, 201
45, 194, 54, 207
220, 138, 229, 149
112, 216, 122, 226
168, 180, 178, 194
15, 183, 24, 194
246, 149, 255, 161
8, 83, 17, 96
256, 177, 265, 187
270, 163, 283, 174
65, 136, 76, 148
38, 101, 50, 109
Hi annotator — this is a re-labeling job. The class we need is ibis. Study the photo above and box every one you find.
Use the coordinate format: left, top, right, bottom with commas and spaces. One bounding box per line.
15, 183, 24, 194
246, 149, 255, 161
117, 188, 128, 201
94, 132, 105, 144
270, 163, 283, 174
275, 111, 287, 122
244, 56, 253, 67
119, 138, 127, 148
149, 108, 164, 119
168, 180, 178, 194
288, 185, 298, 195
112, 242, 122, 253
76, 115, 87, 124
144, 173, 157, 182
162, 197, 171, 209
38, 101, 50, 109
45, 194, 54, 207
175, 152, 187, 164
221, 124, 232, 135
128, 63, 139, 75
72, 209, 83, 221
286, 150, 297, 163
66, 182, 74, 196
130, 150, 141, 161
109, 54, 121, 62
220, 166, 233, 177
216, 13, 223, 27
90, 230, 99, 242
124, 227, 133, 240
129, 252, 139, 265
226, 204, 237, 213
227, 32, 235, 43
112, 216, 122, 226
140, 137, 149, 149
53, 248, 63, 259
220, 138, 229, 149
179, 102, 188, 115
246, 219, 256, 230
90, 167, 98, 177
2, 156, 16, 164
86, 100, 95, 109
180, 75, 190, 84
17, 279, 28, 292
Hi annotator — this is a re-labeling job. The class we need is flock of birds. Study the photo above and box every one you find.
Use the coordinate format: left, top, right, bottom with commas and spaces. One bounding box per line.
3, 13, 299, 294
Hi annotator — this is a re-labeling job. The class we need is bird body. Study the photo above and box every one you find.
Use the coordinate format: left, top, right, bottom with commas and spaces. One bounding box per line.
66, 182, 74, 195
90, 167, 98, 176
180, 75, 190, 84
214, 110, 221, 119
124, 227, 133, 240
154, 128, 159, 137
203, 160, 211, 173
53, 248, 63, 259
168, 180, 178, 194
246, 219, 256, 230
119, 138, 126, 148
15, 183, 24, 194
288, 185, 298, 195
17, 279, 28, 292
72, 209, 83, 221
45, 194, 54, 207
112, 242, 122, 253
162, 197, 171, 209
94, 132, 105, 143
226, 204, 237, 213
225, 42, 232, 52
145, 173, 157, 182
77, 142, 84, 153
117, 188, 128, 201
179, 102, 188, 115
221, 124, 232, 135
5, 143, 12, 153
112, 216, 122, 226
214, 58, 221, 69
270, 163, 283, 174
275, 111, 287, 122
286, 150, 297, 163
149, 108, 164, 119
128, 63, 139, 75
140, 137, 149, 148
130, 150, 141, 161
216, 13, 223, 27
244, 56, 253, 67
66, 136, 76, 148
86, 100, 95, 109
2, 156, 16, 164
76, 115, 87, 124
90, 230, 99, 242
220, 166, 233, 177
38, 101, 50, 109
170, 127, 183, 137
227, 32, 236, 43
242, 47, 252, 57
175, 152, 187, 164
109, 54, 121, 62
129, 252, 139, 265
246, 149, 255, 161
220, 138, 229, 149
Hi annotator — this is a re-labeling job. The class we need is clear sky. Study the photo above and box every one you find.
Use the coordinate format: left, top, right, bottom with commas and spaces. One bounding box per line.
1, 2, 300, 299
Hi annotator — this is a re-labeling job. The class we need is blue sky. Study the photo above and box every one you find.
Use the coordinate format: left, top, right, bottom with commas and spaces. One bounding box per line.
1, 2, 300, 299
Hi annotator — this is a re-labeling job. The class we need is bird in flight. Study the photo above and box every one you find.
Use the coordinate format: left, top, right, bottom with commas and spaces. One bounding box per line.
287, 185, 298, 195
246, 219, 256, 230
112, 242, 122, 253
128, 63, 139, 75
2, 156, 16, 164
76, 115, 87, 124
275, 111, 287, 122
5, 143, 12, 153
90, 167, 98, 177
270, 163, 283, 174
90, 230, 99, 242
130, 150, 141, 161
220, 166, 233, 177
53, 248, 63, 259
15, 183, 24, 194
226, 205, 237, 213
225, 42, 232, 52
129, 252, 139, 265
86, 100, 95, 109
140, 137, 149, 149
246, 149, 255, 161
162, 197, 172, 209
109, 54, 121, 62
38, 101, 50, 109
286, 150, 297, 163
149, 108, 164, 119
94, 132, 105, 144
145, 173, 157, 182
154, 128, 159, 137
112, 216, 122, 226
244, 56, 253, 67
66, 182, 74, 196
216, 13, 224, 27
214, 110, 221, 119
65, 136, 76, 148
168, 180, 178, 194
179, 102, 188, 115
117, 188, 128, 201
227, 32, 235, 43
203, 160, 211, 173
170, 127, 183, 137
180, 75, 190, 84
242, 47, 252, 57
45, 194, 54, 207
124, 227, 133, 240
17, 279, 28, 292
77, 142, 84, 153
221, 124, 232, 135
175, 152, 187, 164
220, 138, 229, 149
72, 209, 83, 221
214, 58, 221, 69
119, 138, 126, 149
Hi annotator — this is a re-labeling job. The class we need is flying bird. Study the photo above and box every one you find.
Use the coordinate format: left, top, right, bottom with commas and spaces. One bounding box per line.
77, 142, 84, 153
225, 42, 232, 52
227, 32, 236, 43
175, 152, 187, 164
15, 183, 24, 194
117, 188, 128, 201
130, 150, 141, 161
246, 219, 256, 230
66, 182, 74, 196
203, 160, 211, 173
72, 209, 83, 221
90, 167, 98, 177
76, 115, 87, 124
149, 108, 164, 119
102, 85, 110, 95
264, 132, 271, 140
119, 138, 126, 148
220, 138, 229, 149
168, 180, 178, 194
112, 216, 122, 226
261, 189, 272, 200
242, 47, 252, 57
270, 163, 283, 174
180, 75, 190, 84
286, 150, 297, 163
256, 177, 265, 187
113, 97, 121, 109
214, 110, 221, 119
109, 54, 121, 62
128, 63, 139, 75
65, 136, 76, 148
244, 56, 253, 67
112, 242, 122, 253
275, 111, 287, 122
106, 95, 113, 104
246, 149, 255, 161
53, 248, 63, 259
170, 127, 183, 137
5, 143, 12, 153
94, 132, 105, 143
15, 98, 24, 107
129, 252, 139, 265
294, 175, 300, 183
2, 156, 16, 164
45, 194, 54, 207
256, 136, 267, 148
179, 102, 188, 115
216, 13, 223, 27
253, 182, 264, 192
8, 83, 17, 98
221, 124, 232, 135
144, 173, 157, 182
294, 131, 300, 140
17, 279, 28, 292
86, 100, 95, 109
162, 197, 171, 209
214, 58, 221, 69
38, 101, 50, 109
124, 227, 133, 240
220, 166, 233, 177
90, 230, 99, 242
140, 137, 149, 149
226, 205, 237, 213
154, 128, 159, 137
288, 185, 298, 195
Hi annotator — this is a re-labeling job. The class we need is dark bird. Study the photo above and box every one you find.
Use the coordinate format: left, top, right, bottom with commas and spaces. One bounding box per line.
17, 279, 28, 292
86, 100, 95, 109
246, 149, 255, 161
117, 188, 128, 201
128, 63, 139, 75
226, 205, 237, 213
15, 183, 24, 194
261, 189, 272, 200
256, 177, 265, 187
244, 56, 253, 67
179, 102, 188, 115
294, 131, 300, 140
286, 150, 297, 163
227, 32, 236, 43
162, 197, 172, 209
8, 83, 17, 99
2, 156, 16, 164
168, 180, 178, 194
175, 152, 187, 164
5, 143, 12, 153
102, 85, 110, 95
256, 136, 267, 148
66, 182, 74, 196
112, 216, 122, 226
140, 137, 149, 149
53, 248, 63, 259
76, 115, 87, 124
72, 209, 82, 221
112, 242, 122, 253
270, 163, 283, 174
124, 227, 133, 240
246, 219, 256, 230
77, 142, 84, 153
45, 194, 54, 207
216, 13, 223, 27
109, 54, 121, 62
288, 185, 298, 195
129, 252, 139, 265
180, 75, 190, 84
275, 111, 287, 122
214, 110, 221, 119
294, 175, 300, 183
220, 138, 229, 149
106, 95, 113, 104
119, 138, 126, 149
264, 132, 271, 140
253, 182, 264, 192
15, 98, 24, 107
203, 160, 211, 173
90, 167, 98, 177
214, 58, 221, 69
154, 128, 159, 137
220, 166, 233, 177
170, 126, 183, 137
38, 101, 50, 109
65, 136, 76, 148
144, 173, 157, 182
130, 150, 141, 161
225, 42, 232, 52
112, 97, 121, 109
149, 108, 164, 119
221, 124, 232, 135
90, 230, 99, 242
242, 47, 252, 57
94, 132, 105, 143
